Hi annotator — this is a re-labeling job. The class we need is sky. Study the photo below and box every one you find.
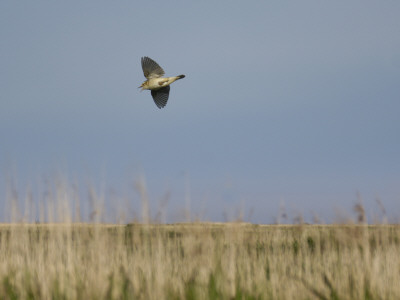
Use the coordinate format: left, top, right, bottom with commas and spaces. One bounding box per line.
1, 1, 400, 223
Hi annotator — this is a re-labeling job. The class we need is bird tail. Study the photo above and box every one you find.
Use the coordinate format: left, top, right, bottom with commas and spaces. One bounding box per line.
138, 81, 147, 90
177, 75, 185, 79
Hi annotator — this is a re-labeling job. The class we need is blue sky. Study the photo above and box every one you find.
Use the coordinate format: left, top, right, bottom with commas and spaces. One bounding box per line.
1, 1, 400, 223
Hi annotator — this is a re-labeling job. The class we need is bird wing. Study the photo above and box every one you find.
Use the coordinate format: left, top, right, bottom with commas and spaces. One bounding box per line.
151, 86, 170, 109
141, 57, 165, 79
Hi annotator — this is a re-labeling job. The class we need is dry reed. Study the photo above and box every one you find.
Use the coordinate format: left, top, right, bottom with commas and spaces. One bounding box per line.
0, 177, 399, 299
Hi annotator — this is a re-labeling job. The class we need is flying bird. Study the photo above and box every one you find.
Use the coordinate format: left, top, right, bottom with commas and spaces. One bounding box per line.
139, 56, 185, 109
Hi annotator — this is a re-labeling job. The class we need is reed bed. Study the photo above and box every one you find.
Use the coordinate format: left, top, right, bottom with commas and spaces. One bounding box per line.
0, 222, 399, 299
0, 176, 398, 299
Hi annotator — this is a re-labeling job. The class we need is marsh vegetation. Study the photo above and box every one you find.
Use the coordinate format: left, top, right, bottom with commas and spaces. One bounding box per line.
0, 176, 397, 299
0, 222, 399, 299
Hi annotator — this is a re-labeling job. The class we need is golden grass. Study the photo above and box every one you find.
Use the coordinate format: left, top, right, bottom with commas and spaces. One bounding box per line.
1, 176, 397, 298
0, 222, 399, 299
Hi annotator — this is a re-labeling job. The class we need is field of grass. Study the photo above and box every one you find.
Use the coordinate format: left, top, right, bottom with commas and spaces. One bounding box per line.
0, 222, 399, 299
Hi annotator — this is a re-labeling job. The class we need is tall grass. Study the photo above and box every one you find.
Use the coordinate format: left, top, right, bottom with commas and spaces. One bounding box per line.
1, 223, 400, 299
0, 177, 399, 299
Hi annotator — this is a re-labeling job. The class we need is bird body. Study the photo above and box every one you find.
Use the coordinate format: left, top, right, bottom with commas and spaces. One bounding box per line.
139, 57, 185, 108
140, 75, 185, 91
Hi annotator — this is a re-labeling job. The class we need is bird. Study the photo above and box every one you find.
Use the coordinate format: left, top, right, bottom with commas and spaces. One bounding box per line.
139, 56, 185, 109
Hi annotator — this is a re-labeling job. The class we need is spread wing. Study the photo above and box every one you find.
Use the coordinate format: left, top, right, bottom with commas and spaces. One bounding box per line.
151, 86, 170, 109
141, 57, 165, 79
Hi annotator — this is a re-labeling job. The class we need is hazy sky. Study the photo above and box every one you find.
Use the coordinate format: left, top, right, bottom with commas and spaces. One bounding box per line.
1, 1, 400, 223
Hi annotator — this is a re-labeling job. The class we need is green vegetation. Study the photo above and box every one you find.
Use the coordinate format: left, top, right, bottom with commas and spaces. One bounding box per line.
0, 223, 399, 299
